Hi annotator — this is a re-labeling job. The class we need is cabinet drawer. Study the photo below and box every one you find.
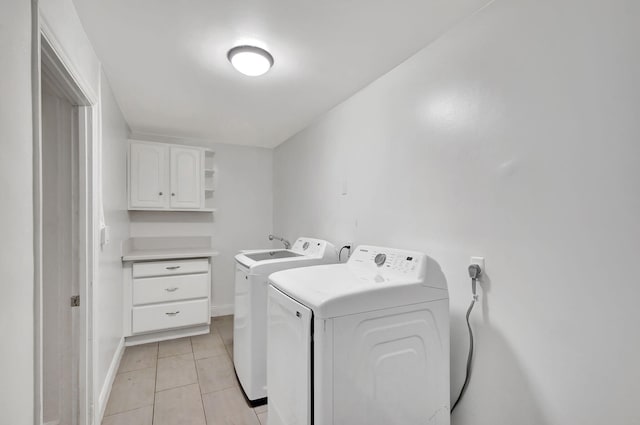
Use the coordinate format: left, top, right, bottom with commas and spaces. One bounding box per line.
132, 299, 209, 334
133, 273, 209, 305
133, 258, 208, 278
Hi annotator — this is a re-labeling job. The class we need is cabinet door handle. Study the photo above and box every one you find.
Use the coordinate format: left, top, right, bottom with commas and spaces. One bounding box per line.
165, 311, 180, 316
159, 191, 163, 195
171, 192, 176, 196
166, 266, 181, 270
165, 287, 179, 292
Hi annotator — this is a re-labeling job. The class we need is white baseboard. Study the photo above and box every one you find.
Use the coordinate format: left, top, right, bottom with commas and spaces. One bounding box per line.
97, 337, 125, 424
125, 325, 209, 346
211, 304, 234, 317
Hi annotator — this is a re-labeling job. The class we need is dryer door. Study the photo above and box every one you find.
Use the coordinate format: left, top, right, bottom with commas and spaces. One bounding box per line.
267, 285, 312, 425
332, 300, 450, 425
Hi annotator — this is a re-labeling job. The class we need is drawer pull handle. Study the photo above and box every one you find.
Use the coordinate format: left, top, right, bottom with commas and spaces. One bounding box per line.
166, 266, 181, 270
165, 311, 180, 316
165, 287, 179, 292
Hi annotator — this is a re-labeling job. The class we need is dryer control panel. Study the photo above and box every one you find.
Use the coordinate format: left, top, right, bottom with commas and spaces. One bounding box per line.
348, 245, 427, 281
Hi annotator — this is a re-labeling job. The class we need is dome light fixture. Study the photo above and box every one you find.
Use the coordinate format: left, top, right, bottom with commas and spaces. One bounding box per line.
227, 45, 274, 77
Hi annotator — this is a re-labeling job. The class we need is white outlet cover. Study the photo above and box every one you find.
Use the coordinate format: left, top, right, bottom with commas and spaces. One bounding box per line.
470, 256, 485, 273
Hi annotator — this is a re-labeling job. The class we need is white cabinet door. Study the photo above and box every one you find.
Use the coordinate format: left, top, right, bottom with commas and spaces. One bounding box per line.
129, 142, 169, 208
170, 146, 202, 209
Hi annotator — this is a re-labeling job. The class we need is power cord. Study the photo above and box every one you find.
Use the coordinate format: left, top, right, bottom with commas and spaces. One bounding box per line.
451, 263, 482, 413
338, 245, 351, 262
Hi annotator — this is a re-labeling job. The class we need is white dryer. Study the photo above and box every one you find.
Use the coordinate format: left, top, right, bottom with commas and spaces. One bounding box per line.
267, 245, 450, 425
233, 237, 337, 405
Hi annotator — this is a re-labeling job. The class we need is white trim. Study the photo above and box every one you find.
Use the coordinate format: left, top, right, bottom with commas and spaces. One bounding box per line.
90, 78, 101, 425
35, 27, 96, 425
38, 14, 97, 105
125, 325, 210, 346
211, 304, 234, 317
32, 5, 43, 424
96, 338, 125, 424
78, 105, 94, 425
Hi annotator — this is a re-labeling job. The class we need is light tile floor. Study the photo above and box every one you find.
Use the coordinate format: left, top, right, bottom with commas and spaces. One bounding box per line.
102, 315, 267, 425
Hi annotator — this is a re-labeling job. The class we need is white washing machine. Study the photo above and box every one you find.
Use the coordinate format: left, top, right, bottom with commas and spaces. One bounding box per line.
267, 245, 450, 425
233, 237, 337, 405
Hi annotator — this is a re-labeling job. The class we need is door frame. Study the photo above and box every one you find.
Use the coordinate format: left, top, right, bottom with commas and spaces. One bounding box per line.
33, 19, 97, 425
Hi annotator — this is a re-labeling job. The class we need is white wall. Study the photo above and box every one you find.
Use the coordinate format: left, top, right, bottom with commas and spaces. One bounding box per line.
273, 0, 640, 423
0, 1, 34, 424
129, 135, 274, 314
95, 71, 129, 416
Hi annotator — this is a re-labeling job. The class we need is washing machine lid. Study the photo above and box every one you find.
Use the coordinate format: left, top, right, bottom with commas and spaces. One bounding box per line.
235, 237, 337, 270
268, 245, 449, 319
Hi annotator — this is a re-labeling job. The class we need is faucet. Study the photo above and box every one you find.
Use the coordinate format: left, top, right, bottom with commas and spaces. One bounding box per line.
269, 234, 291, 249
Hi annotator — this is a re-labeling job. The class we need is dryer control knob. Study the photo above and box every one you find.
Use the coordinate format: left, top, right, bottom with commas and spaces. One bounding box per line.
374, 253, 387, 267
303, 242, 310, 250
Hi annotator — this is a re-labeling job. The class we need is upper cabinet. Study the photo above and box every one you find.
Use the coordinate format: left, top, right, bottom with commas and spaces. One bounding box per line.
169, 146, 201, 209
128, 140, 215, 212
129, 142, 168, 209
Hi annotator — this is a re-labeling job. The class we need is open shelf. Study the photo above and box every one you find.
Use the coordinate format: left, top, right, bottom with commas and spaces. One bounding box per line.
203, 150, 216, 211
204, 150, 215, 170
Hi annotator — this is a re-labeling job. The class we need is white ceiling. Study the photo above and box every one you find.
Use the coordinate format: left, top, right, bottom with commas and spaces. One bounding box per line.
73, 0, 486, 148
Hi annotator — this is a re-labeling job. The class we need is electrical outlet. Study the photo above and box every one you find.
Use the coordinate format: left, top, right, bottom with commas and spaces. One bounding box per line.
339, 241, 354, 262
470, 257, 485, 274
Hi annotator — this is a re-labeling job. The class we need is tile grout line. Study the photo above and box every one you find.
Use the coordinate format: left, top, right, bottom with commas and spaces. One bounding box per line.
203, 320, 235, 423
155, 380, 204, 395
194, 356, 238, 397
152, 342, 159, 425
102, 404, 155, 421
195, 332, 211, 424
154, 353, 200, 393
157, 337, 194, 360
187, 341, 208, 425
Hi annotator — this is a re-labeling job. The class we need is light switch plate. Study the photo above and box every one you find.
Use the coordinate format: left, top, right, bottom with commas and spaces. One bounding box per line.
100, 225, 110, 245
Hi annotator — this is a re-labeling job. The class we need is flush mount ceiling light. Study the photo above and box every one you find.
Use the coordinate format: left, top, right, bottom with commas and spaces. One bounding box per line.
227, 45, 274, 77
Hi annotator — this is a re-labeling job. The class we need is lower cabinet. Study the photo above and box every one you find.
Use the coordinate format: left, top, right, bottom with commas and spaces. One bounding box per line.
132, 299, 210, 334
132, 273, 209, 305
123, 257, 212, 343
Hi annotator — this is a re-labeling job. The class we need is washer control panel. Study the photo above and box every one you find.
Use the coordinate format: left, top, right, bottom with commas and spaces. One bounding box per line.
291, 237, 332, 258
349, 245, 426, 280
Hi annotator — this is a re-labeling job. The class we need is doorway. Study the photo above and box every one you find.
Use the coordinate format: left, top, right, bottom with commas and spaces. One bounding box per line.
41, 72, 80, 425
36, 34, 95, 425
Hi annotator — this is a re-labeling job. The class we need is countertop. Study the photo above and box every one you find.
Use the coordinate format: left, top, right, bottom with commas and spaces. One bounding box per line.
121, 236, 219, 262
